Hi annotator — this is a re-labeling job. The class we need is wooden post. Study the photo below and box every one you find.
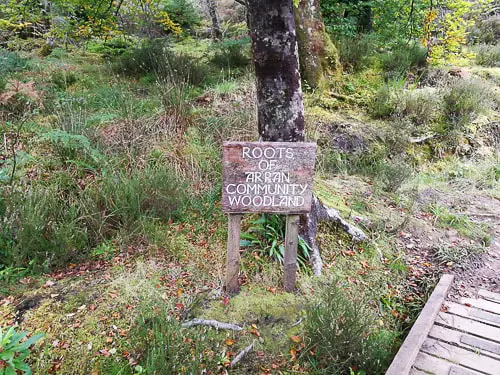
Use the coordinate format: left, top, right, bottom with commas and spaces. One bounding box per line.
284, 214, 300, 292
225, 213, 242, 294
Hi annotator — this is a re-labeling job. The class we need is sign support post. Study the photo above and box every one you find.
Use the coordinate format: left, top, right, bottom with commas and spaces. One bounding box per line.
284, 214, 300, 292
225, 213, 242, 294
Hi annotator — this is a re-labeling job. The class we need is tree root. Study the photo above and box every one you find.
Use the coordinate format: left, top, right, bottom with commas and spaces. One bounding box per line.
301, 196, 367, 276
181, 319, 242, 331
230, 342, 254, 368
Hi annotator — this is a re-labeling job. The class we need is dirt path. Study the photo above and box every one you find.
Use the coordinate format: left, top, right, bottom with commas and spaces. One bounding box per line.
449, 196, 500, 297
407, 187, 500, 299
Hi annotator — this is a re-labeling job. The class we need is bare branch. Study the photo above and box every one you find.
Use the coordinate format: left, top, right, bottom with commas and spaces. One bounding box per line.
230, 342, 254, 367
181, 319, 242, 331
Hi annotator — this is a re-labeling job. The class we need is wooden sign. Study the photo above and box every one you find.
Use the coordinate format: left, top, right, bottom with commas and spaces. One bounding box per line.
222, 142, 317, 214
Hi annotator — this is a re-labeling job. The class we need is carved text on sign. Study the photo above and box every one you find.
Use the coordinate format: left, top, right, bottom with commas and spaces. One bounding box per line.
222, 142, 316, 214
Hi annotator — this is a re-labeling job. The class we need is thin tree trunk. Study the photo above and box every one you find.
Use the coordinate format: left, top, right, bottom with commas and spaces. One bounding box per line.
207, 0, 222, 40
247, 0, 305, 142
295, 0, 340, 90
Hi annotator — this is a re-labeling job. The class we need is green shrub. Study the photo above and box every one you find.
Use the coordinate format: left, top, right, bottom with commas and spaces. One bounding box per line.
442, 78, 493, 128
469, 15, 500, 45
303, 279, 397, 374
474, 44, 500, 67
210, 37, 251, 69
3, 186, 89, 270
336, 35, 376, 72
0, 48, 27, 73
0, 326, 44, 374
370, 84, 397, 118
50, 69, 80, 90
164, 0, 201, 29
379, 44, 427, 79
113, 40, 209, 86
40, 129, 103, 167
86, 38, 132, 57
398, 89, 441, 127
2, 160, 187, 271
130, 306, 218, 374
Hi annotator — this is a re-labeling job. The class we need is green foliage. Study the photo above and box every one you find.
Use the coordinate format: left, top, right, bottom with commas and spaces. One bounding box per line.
40, 129, 103, 167
474, 44, 500, 67
132, 307, 218, 374
370, 84, 397, 118
336, 35, 376, 72
164, 0, 201, 29
302, 279, 397, 374
398, 89, 441, 127
379, 44, 427, 79
241, 215, 311, 269
50, 70, 80, 90
85, 38, 132, 57
0, 326, 44, 375
321, 1, 373, 37
434, 243, 486, 265
442, 78, 493, 128
210, 37, 251, 70
113, 40, 209, 86
1, 160, 187, 271
371, 0, 433, 43
469, 15, 500, 45
0, 48, 27, 73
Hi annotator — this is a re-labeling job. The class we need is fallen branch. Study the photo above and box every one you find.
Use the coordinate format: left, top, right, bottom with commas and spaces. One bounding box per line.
456, 212, 498, 218
301, 196, 367, 276
181, 319, 242, 331
230, 342, 254, 368
409, 134, 438, 144
290, 317, 304, 328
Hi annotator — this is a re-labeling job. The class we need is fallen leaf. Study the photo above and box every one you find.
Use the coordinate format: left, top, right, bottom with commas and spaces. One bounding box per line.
225, 338, 235, 346
290, 335, 302, 343
249, 328, 261, 337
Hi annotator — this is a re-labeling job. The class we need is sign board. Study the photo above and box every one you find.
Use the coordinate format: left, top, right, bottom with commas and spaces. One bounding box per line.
222, 141, 317, 214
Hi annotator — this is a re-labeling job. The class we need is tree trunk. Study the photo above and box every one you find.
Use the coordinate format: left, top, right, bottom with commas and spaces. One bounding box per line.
247, 0, 305, 142
295, 0, 340, 90
207, 0, 222, 40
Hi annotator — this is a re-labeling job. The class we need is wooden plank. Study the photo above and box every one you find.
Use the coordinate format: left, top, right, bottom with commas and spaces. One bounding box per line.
436, 312, 500, 343
461, 335, 500, 356
459, 297, 500, 315
283, 215, 299, 292
225, 214, 242, 294
421, 338, 500, 374
409, 368, 430, 375
386, 274, 454, 375
222, 142, 317, 214
443, 301, 500, 327
413, 352, 484, 375
412, 351, 454, 374
428, 325, 500, 359
449, 366, 487, 375
479, 290, 500, 304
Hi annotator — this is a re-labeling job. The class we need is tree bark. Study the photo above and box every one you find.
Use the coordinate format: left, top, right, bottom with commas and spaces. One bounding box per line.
295, 0, 340, 90
207, 0, 222, 40
247, 0, 305, 142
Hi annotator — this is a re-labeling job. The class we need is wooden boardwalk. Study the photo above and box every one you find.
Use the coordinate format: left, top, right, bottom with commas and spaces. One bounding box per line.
387, 274, 500, 375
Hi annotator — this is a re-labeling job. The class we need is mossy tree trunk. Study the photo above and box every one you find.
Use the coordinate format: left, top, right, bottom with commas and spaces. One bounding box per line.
295, 0, 340, 90
247, 0, 305, 142
206, 0, 222, 40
